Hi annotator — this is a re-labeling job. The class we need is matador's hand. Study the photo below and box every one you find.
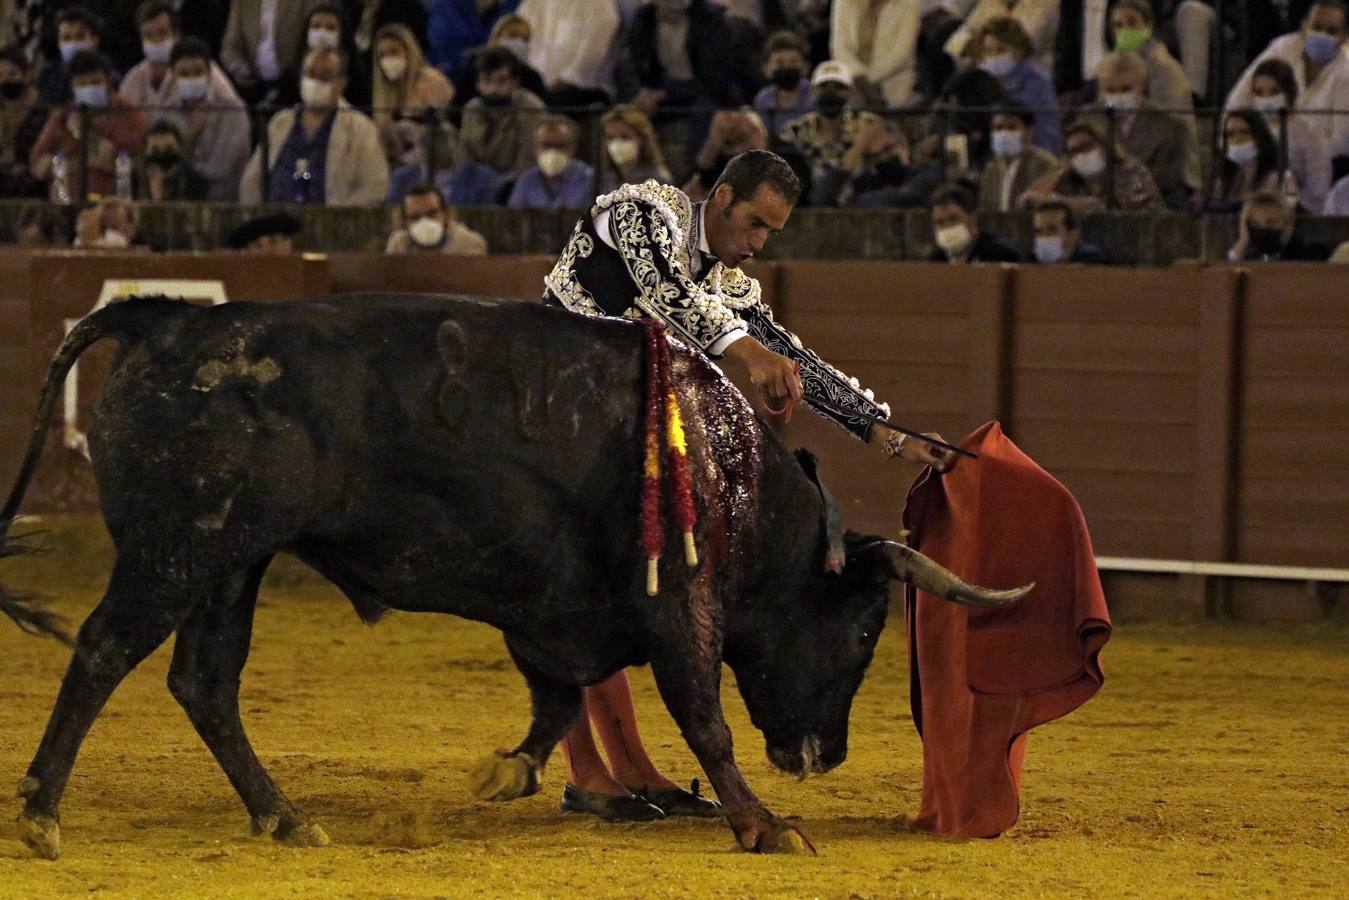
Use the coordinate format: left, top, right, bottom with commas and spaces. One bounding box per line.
884, 431, 955, 472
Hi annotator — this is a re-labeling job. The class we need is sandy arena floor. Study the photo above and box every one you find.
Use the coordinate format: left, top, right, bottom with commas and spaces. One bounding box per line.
0, 518, 1346, 898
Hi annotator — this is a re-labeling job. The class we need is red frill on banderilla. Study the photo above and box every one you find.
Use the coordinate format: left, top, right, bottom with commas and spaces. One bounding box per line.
639, 320, 698, 596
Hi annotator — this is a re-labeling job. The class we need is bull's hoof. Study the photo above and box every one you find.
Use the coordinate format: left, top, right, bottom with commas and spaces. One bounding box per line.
16, 810, 60, 861
252, 813, 330, 848
736, 816, 817, 856
467, 749, 540, 802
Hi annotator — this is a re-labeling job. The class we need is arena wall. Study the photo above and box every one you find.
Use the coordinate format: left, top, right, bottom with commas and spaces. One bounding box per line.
1, 250, 1344, 619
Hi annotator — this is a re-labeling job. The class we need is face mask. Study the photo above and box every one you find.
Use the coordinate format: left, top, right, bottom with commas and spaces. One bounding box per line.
143, 39, 172, 65
1103, 91, 1140, 111
1034, 235, 1065, 263
308, 28, 340, 50
379, 55, 407, 81
0, 80, 25, 101
1251, 94, 1286, 114
606, 137, 639, 166
408, 215, 445, 247
147, 149, 179, 168
59, 40, 93, 64
934, 222, 972, 255
72, 82, 108, 109
816, 92, 847, 118
300, 76, 334, 107
499, 37, 529, 61
979, 54, 1016, 77
538, 148, 569, 178
1248, 225, 1286, 256
1304, 31, 1340, 64
176, 75, 208, 102
1071, 148, 1107, 178
1226, 141, 1258, 165
1114, 27, 1151, 53
100, 228, 130, 248
990, 129, 1023, 158
770, 67, 801, 90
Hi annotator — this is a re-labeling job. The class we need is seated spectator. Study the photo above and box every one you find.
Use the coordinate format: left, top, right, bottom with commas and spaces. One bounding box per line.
386, 181, 488, 255
507, 115, 595, 209
1109, 0, 1195, 127
1032, 198, 1106, 264
137, 119, 208, 201
227, 212, 301, 254
1208, 111, 1283, 211
11, 206, 66, 246
946, 0, 1059, 74
820, 120, 943, 208
460, 46, 546, 178
30, 50, 146, 200
927, 182, 1021, 263
1086, 50, 1199, 210
386, 121, 501, 205
221, 0, 323, 106
829, 0, 919, 107
517, 0, 620, 106
596, 104, 672, 194
239, 48, 390, 205
0, 46, 49, 197
37, 6, 112, 106
289, 5, 372, 109
976, 16, 1061, 153
779, 61, 884, 185
73, 198, 146, 249
426, 0, 520, 82
472, 14, 547, 100
159, 37, 251, 201
917, 68, 1008, 177
1226, 1, 1349, 179
1022, 120, 1163, 213
372, 23, 454, 169
1247, 57, 1334, 213
353, 0, 429, 58
118, 1, 181, 110
1227, 191, 1330, 261
753, 30, 813, 139
684, 108, 769, 201
978, 103, 1058, 212
626, 0, 747, 117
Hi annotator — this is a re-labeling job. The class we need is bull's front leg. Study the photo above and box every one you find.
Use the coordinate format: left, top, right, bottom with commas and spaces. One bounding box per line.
648, 633, 815, 855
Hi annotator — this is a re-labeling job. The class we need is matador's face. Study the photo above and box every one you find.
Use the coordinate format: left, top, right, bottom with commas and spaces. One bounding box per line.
707, 183, 793, 268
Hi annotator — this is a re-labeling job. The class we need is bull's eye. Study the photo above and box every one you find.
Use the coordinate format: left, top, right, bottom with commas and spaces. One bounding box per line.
860, 631, 870, 641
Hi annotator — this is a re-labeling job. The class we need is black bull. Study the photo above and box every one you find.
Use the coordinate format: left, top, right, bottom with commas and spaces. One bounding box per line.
0, 294, 1028, 859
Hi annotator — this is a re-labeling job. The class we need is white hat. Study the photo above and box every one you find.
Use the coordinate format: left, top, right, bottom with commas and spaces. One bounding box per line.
811, 60, 853, 88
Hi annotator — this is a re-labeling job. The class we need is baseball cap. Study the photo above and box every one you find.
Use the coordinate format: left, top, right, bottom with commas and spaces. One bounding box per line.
811, 60, 853, 87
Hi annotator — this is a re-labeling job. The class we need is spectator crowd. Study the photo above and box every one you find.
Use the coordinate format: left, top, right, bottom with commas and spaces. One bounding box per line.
0, 0, 1348, 263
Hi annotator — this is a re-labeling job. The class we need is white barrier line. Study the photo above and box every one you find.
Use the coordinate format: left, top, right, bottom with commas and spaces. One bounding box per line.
1096, 556, 1349, 583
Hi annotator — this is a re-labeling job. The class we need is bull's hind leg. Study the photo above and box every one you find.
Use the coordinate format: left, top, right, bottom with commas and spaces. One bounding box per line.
166, 557, 328, 848
16, 561, 196, 860
467, 641, 582, 802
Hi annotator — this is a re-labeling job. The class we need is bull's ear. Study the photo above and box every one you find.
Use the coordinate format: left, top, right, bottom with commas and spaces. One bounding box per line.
841, 532, 888, 581
794, 448, 845, 573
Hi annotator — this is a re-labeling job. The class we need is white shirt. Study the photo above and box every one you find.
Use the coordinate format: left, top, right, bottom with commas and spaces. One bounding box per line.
256, 0, 280, 83
830, 0, 921, 107
593, 202, 747, 355
518, 0, 620, 94
1227, 32, 1349, 157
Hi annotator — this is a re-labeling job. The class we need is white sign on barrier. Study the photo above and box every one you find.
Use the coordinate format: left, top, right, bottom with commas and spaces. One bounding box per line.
63, 279, 230, 459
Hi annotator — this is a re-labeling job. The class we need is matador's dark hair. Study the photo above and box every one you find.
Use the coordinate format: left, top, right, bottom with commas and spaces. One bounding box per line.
712, 149, 802, 207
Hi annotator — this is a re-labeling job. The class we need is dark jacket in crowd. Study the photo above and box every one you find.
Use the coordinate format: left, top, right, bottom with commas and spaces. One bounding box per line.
928, 231, 1022, 263
626, 0, 747, 106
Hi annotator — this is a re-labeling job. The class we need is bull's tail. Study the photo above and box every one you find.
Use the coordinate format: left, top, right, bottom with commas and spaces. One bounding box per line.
0, 297, 186, 643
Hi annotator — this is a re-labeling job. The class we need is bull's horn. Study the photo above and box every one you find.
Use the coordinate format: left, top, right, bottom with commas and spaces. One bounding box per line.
877, 541, 1032, 608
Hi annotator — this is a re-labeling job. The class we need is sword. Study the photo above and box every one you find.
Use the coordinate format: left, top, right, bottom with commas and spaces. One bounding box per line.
802, 397, 979, 460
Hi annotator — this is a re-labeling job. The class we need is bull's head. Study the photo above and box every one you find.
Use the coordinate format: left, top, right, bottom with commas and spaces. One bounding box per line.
726, 535, 1032, 779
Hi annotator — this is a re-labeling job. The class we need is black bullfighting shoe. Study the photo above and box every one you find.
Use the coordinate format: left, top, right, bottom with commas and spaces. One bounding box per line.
560, 783, 666, 822
638, 779, 723, 818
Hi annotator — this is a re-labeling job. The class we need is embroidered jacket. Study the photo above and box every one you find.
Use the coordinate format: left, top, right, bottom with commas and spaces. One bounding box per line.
543, 179, 890, 440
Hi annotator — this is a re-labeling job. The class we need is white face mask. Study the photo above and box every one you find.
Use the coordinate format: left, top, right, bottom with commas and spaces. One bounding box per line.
300, 76, 334, 107
1226, 141, 1258, 165
980, 54, 1016, 77
408, 215, 445, 248
72, 82, 108, 109
990, 129, 1023, 159
1102, 91, 1140, 111
308, 28, 340, 50
176, 75, 208, 102
143, 39, 173, 65
1071, 148, 1107, 178
1034, 235, 1065, 263
498, 37, 529, 61
1251, 94, 1286, 114
100, 228, 130, 248
59, 40, 93, 64
379, 55, 407, 81
606, 137, 639, 166
934, 222, 972, 255
537, 148, 569, 177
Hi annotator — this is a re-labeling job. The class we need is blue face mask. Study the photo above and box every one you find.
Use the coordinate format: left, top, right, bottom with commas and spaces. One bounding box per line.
1034, 235, 1065, 263
990, 129, 1024, 159
1304, 31, 1341, 64
980, 54, 1017, 78
59, 40, 93, 64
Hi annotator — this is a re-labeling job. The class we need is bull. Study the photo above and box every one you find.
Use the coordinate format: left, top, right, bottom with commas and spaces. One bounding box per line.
1, 294, 1028, 860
